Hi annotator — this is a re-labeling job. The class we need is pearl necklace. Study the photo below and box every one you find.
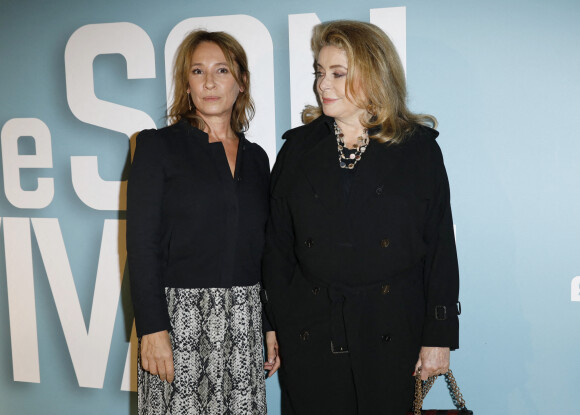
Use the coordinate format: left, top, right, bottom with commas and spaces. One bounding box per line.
333, 122, 369, 169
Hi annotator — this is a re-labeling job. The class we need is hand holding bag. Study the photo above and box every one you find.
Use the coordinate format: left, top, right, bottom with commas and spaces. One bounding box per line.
407, 369, 473, 415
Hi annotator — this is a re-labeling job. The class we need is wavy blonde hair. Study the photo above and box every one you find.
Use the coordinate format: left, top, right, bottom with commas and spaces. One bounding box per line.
302, 20, 437, 144
168, 30, 254, 133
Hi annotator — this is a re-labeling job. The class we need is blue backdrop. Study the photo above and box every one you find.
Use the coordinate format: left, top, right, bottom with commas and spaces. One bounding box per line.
1, 0, 579, 413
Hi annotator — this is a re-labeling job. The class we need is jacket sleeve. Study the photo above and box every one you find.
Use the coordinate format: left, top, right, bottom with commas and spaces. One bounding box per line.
261, 136, 297, 331
421, 139, 460, 349
251, 143, 275, 333
126, 130, 171, 337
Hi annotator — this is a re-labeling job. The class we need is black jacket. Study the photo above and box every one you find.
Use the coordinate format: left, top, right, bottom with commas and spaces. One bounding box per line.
127, 119, 270, 337
262, 115, 460, 413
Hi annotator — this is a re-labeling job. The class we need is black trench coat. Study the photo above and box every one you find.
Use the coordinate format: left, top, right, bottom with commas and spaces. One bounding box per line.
262, 116, 460, 414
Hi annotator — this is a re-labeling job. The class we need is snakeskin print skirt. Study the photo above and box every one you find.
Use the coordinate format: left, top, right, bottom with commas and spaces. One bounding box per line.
138, 283, 267, 414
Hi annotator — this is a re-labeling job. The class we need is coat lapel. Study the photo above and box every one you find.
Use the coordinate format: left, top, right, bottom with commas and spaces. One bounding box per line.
301, 121, 343, 215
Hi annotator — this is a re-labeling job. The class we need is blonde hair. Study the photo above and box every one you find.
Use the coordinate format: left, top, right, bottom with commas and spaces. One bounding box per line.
168, 30, 254, 133
302, 20, 437, 144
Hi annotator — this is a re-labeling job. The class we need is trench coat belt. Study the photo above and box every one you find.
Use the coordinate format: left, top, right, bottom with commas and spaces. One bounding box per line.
327, 282, 361, 354
300, 274, 385, 355
300, 262, 424, 355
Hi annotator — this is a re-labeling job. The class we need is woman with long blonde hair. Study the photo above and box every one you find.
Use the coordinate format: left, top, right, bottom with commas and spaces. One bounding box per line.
263, 20, 461, 414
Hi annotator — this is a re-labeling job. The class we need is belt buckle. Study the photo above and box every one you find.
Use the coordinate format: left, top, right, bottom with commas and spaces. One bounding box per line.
330, 341, 349, 354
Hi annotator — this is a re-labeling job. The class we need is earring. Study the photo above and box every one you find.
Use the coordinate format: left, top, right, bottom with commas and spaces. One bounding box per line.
187, 91, 192, 111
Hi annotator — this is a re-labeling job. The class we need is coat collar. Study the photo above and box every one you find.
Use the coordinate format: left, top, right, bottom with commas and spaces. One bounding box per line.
177, 117, 248, 145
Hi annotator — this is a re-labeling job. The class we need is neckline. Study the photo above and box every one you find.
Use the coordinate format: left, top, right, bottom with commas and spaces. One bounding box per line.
179, 118, 244, 179
210, 132, 244, 180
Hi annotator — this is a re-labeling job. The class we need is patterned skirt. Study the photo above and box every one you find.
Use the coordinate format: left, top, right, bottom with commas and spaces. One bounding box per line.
138, 283, 267, 415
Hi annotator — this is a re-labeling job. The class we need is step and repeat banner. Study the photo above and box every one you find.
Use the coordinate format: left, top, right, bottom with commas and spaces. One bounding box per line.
1, 0, 579, 413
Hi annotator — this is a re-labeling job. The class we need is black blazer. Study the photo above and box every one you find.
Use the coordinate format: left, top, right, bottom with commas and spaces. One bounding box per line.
127, 119, 270, 337
262, 115, 460, 412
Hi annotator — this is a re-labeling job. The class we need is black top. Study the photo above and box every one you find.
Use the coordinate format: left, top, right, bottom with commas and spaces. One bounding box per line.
127, 119, 270, 337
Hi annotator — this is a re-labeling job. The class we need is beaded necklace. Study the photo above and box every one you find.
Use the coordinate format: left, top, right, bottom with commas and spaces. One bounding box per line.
333, 122, 369, 169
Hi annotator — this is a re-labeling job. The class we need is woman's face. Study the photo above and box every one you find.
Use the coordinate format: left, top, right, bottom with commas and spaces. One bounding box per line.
187, 41, 242, 124
315, 45, 366, 125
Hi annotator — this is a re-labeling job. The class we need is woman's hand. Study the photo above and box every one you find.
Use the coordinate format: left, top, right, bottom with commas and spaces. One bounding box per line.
413, 346, 450, 380
141, 330, 174, 382
264, 331, 281, 377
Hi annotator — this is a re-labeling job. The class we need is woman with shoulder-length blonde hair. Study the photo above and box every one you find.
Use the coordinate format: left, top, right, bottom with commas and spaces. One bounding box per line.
127, 30, 279, 415
263, 20, 461, 414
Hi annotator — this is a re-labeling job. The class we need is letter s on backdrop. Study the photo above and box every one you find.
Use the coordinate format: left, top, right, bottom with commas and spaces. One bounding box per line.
65, 22, 156, 211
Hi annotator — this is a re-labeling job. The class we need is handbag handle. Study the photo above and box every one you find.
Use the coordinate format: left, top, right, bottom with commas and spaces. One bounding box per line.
412, 369, 469, 415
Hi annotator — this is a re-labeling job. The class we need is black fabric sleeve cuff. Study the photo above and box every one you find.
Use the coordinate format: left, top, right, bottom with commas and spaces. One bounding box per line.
421, 315, 459, 350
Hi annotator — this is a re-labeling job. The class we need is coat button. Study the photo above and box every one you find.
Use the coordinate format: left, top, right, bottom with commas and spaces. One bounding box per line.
300, 330, 310, 341
380, 238, 390, 248
381, 284, 391, 295
376, 186, 383, 195
305, 238, 314, 248
381, 334, 392, 342
312, 287, 320, 295
237, 177, 242, 182
314, 193, 319, 199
